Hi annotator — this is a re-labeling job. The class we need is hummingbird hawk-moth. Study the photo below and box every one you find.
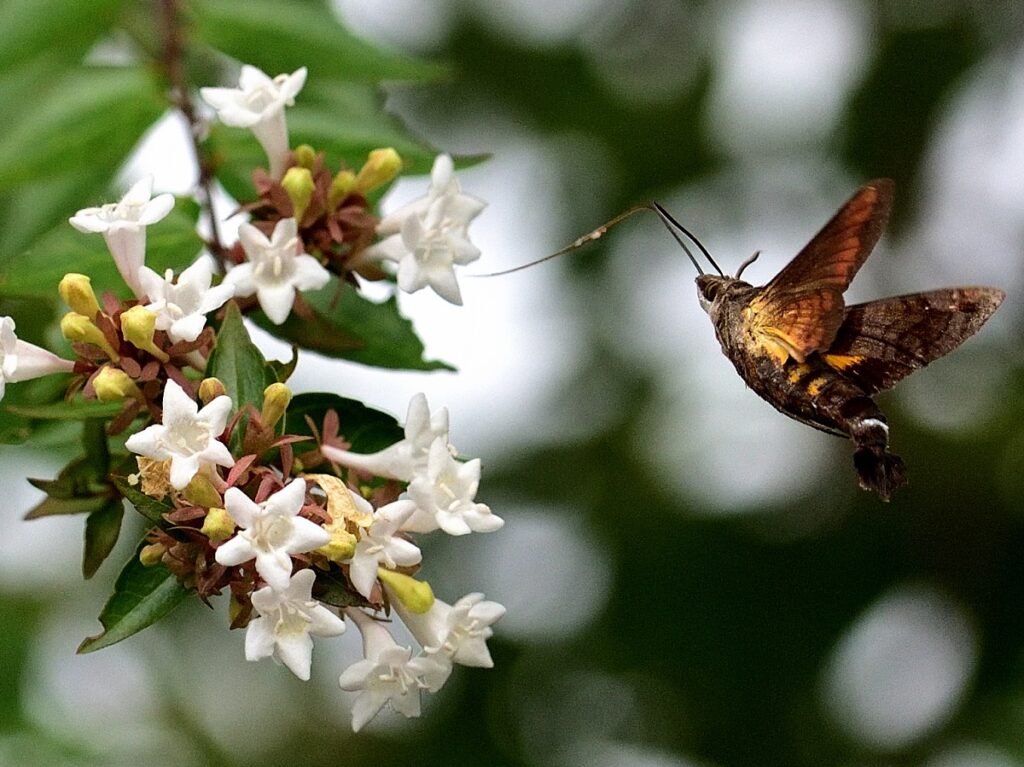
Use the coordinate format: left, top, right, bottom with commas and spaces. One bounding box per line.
688, 180, 1003, 500
483, 179, 1005, 500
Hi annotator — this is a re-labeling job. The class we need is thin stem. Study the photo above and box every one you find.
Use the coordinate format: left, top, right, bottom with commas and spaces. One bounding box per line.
158, 0, 225, 263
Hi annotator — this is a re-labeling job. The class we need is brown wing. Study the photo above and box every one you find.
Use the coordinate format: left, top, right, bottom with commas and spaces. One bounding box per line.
746, 179, 893, 364
822, 287, 1005, 393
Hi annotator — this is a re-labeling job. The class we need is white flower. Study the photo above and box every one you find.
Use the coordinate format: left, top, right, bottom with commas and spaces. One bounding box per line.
364, 154, 486, 305
124, 379, 234, 489
345, 500, 421, 599
320, 392, 449, 481
138, 255, 235, 343
403, 438, 503, 536
200, 65, 307, 178
69, 176, 175, 298
0, 316, 74, 401
245, 568, 345, 680
339, 608, 452, 732
224, 218, 330, 325
215, 479, 330, 591
390, 591, 505, 668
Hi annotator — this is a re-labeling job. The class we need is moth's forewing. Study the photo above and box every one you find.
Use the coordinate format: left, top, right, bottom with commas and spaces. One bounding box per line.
823, 287, 1006, 393
744, 180, 894, 363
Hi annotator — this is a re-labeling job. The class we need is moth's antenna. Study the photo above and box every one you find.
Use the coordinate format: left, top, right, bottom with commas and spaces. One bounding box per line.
470, 204, 651, 278
651, 202, 725, 277
735, 250, 760, 280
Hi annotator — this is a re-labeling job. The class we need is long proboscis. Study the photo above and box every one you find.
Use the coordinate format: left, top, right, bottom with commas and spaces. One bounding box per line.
470, 203, 721, 278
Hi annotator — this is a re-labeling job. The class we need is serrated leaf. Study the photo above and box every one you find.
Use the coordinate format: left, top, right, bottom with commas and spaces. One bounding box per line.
0, 0, 127, 70
286, 392, 403, 453
207, 301, 275, 413
77, 552, 190, 653
112, 476, 171, 525
0, 197, 202, 299
192, 0, 443, 84
83, 498, 125, 579
255, 280, 453, 371
24, 494, 109, 520
0, 66, 165, 191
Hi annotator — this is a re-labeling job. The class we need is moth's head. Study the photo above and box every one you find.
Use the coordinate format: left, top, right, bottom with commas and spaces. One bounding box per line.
696, 274, 732, 314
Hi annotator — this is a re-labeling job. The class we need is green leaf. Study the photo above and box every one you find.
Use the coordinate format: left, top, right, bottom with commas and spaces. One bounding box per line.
0, 197, 202, 300
207, 301, 276, 414
4, 400, 125, 421
83, 498, 124, 579
0, 0, 127, 70
192, 0, 443, 84
77, 552, 190, 653
112, 476, 171, 525
286, 392, 403, 453
24, 494, 109, 520
314, 569, 371, 609
0, 66, 165, 191
255, 280, 453, 371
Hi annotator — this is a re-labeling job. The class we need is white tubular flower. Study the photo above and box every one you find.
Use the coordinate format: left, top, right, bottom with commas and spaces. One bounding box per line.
138, 255, 236, 343
364, 154, 485, 305
200, 65, 307, 179
344, 500, 421, 599
339, 608, 452, 732
124, 379, 234, 490
403, 438, 503, 536
69, 176, 175, 298
390, 591, 505, 668
320, 392, 449, 481
224, 218, 330, 325
215, 479, 330, 591
245, 568, 345, 680
0, 316, 74, 401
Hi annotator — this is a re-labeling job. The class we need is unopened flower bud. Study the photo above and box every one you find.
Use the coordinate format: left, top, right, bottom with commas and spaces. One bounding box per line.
261, 382, 291, 429
93, 366, 142, 401
328, 169, 357, 211
317, 529, 357, 563
61, 312, 119, 361
198, 377, 226, 404
59, 273, 101, 319
293, 144, 316, 169
120, 305, 169, 363
378, 569, 434, 614
139, 542, 167, 567
183, 475, 222, 509
282, 166, 315, 222
355, 148, 402, 194
201, 507, 235, 542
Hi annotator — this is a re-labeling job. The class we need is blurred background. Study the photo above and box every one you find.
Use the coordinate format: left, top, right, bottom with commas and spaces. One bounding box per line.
3, 1, 1024, 765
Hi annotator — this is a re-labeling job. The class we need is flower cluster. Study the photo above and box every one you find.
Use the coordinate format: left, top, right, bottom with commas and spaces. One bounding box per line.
2, 62, 503, 733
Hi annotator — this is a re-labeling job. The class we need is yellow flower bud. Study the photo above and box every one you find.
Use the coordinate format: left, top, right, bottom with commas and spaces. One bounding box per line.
139, 542, 167, 567
282, 166, 315, 222
198, 377, 226, 404
293, 144, 316, 169
378, 569, 434, 614
60, 312, 119, 361
328, 169, 357, 211
200, 507, 235, 543
317, 529, 357, 564
261, 382, 292, 430
355, 148, 402, 194
183, 475, 223, 509
120, 305, 169, 363
59, 273, 101, 319
93, 365, 141, 401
